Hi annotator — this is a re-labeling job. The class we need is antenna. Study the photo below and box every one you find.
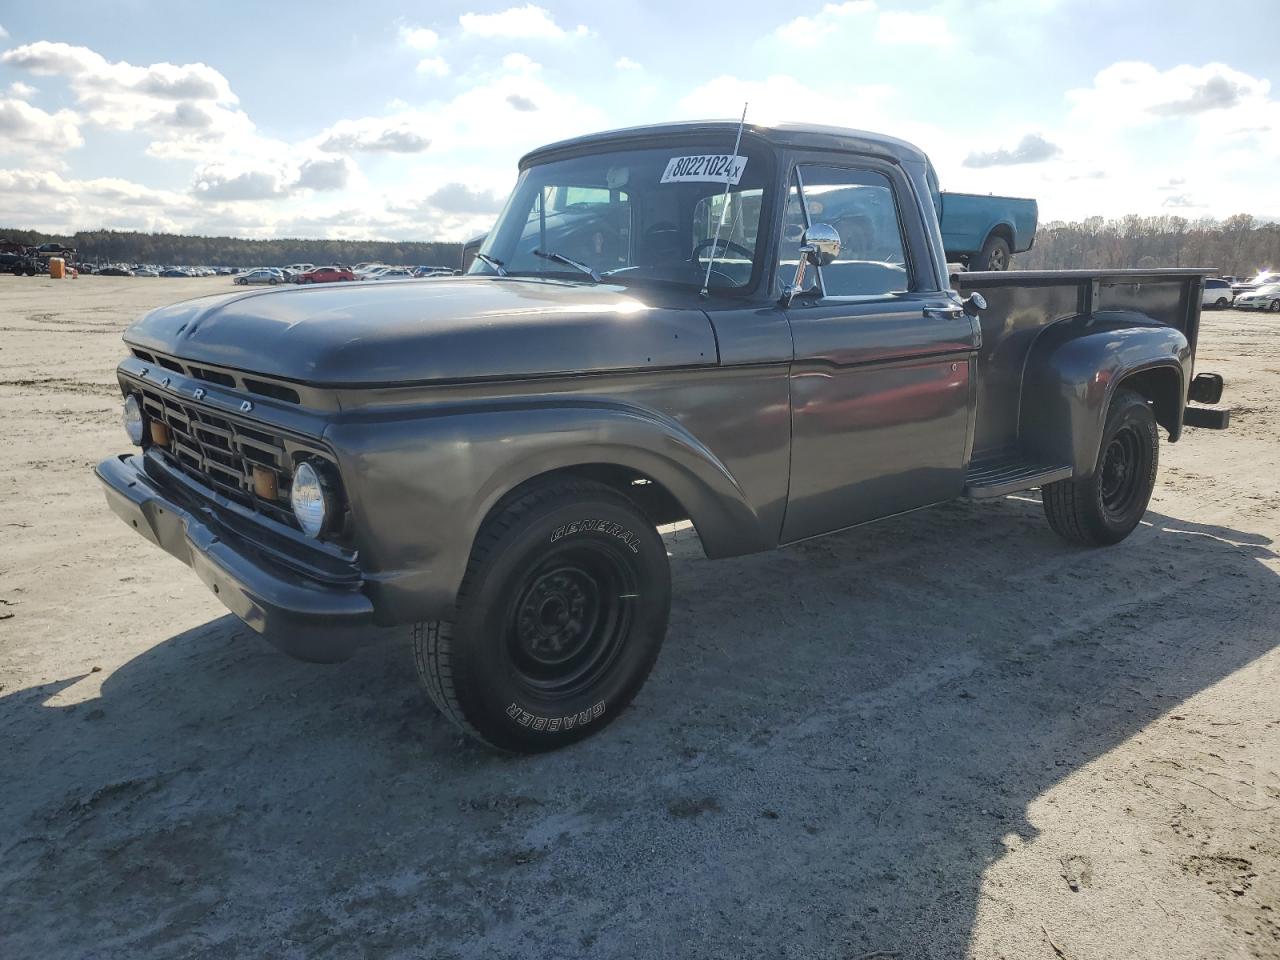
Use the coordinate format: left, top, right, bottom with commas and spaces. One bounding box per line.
700, 102, 748, 298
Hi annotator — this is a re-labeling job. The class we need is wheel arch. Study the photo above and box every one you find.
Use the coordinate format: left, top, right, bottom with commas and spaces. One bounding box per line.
326, 400, 772, 624
1019, 313, 1190, 478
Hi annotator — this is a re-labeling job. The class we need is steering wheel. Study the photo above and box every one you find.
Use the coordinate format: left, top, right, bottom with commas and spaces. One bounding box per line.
691, 237, 753, 260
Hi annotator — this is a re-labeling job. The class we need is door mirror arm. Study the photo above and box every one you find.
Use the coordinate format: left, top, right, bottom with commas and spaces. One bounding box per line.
780, 223, 841, 306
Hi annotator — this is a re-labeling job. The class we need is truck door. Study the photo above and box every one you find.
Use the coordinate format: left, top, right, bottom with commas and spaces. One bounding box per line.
780, 161, 978, 542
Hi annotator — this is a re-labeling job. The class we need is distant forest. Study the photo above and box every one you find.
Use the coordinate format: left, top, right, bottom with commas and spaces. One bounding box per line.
2, 214, 1277, 276
1017, 214, 1279, 275
0, 227, 463, 269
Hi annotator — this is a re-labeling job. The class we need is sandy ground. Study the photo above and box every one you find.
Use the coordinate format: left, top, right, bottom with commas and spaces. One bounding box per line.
0, 274, 1276, 960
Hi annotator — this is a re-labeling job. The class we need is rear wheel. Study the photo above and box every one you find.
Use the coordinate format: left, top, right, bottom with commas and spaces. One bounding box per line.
974, 234, 1011, 271
1215, 297, 1229, 308
1042, 388, 1158, 546
1269, 300, 1280, 313
412, 479, 671, 752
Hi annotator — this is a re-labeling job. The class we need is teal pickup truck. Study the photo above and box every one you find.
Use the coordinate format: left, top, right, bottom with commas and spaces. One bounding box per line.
928, 163, 1038, 270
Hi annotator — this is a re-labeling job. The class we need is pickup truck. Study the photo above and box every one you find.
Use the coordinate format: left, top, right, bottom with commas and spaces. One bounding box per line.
97, 120, 1229, 752
935, 188, 1038, 270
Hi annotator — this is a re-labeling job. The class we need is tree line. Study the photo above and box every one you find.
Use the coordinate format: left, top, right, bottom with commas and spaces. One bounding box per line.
3, 214, 1278, 276
0, 227, 463, 270
1016, 214, 1280, 276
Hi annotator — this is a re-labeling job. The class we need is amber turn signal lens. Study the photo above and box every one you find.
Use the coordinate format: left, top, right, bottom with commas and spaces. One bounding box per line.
252, 465, 279, 500
149, 421, 170, 446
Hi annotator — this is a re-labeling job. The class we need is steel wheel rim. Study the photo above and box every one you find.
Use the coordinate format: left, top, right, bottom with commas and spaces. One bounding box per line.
990, 247, 1007, 270
1099, 426, 1144, 515
506, 542, 635, 697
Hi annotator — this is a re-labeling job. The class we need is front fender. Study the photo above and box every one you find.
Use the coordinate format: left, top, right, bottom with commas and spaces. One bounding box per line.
324, 399, 768, 623
1020, 311, 1190, 477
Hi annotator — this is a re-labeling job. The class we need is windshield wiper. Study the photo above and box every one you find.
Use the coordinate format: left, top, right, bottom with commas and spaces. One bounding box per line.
533, 249, 600, 282
475, 252, 507, 276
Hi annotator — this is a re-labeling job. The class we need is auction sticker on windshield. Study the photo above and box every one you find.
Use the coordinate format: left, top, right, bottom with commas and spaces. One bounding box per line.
660, 155, 748, 185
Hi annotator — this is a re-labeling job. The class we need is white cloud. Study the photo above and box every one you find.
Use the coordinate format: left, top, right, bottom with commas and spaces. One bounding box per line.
0, 168, 195, 233
775, 1, 875, 46
0, 24, 8, 39
398, 26, 440, 50
318, 116, 431, 153
874, 10, 954, 46
0, 97, 83, 152
0, 40, 258, 161
424, 182, 506, 214
296, 155, 354, 191
503, 52, 540, 71
1068, 61, 1271, 124
459, 4, 588, 40
615, 57, 642, 71
9, 81, 36, 97
963, 133, 1062, 168
415, 56, 450, 77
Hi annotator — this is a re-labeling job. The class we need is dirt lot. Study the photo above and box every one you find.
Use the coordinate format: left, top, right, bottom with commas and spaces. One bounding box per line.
0, 275, 1277, 960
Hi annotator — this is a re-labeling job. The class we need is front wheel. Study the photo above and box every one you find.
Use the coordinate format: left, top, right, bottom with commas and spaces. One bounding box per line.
1215, 297, 1229, 309
1269, 300, 1280, 313
412, 479, 670, 752
1042, 388, 1158, 546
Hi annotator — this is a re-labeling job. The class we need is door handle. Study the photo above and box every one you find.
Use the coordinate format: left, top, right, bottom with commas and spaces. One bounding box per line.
923, 306, 964, 320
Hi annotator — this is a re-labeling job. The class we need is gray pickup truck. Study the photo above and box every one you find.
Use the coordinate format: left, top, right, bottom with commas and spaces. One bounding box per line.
97, 120, 1229, 752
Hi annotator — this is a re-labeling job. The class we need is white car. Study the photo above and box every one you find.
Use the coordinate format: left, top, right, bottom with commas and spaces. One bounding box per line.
368, 267, 414, 280
234, 268, 283, 285
1202, 277, 1233, 309
1233, 283, 1280, 312
286, 263, 315, 275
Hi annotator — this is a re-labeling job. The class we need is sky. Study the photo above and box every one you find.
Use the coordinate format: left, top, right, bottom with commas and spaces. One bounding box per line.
1, 0, 1277, 242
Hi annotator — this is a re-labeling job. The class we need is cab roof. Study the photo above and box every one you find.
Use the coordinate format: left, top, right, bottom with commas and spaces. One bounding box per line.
519, 120, 931, 170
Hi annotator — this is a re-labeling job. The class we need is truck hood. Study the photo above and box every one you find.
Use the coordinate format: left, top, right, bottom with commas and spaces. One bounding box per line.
123, 277, 720, 386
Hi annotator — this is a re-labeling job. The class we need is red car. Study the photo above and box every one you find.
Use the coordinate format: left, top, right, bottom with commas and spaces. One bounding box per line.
294, 265, 354, 284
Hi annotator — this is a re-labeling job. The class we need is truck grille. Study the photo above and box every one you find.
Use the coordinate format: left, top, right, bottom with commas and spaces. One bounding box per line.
136, 384, 298, 528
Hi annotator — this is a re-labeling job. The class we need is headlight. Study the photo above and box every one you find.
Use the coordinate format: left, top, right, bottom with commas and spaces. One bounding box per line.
122, 394, 144, 445
290, 460, 329, 538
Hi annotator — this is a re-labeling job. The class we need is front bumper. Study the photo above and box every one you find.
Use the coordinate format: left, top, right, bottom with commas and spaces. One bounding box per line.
96, 453, 378, 662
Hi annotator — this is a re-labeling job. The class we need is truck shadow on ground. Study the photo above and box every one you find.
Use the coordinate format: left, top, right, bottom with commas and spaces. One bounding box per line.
2, 495, 1276, 958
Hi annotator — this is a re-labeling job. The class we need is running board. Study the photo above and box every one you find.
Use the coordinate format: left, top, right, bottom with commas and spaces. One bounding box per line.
964, 455, 1073, 499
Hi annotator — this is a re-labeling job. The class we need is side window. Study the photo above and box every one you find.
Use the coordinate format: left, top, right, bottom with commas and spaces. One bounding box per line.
782, 164, 911, 299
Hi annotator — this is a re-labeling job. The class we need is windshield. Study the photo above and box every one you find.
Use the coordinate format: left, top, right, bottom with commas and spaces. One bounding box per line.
471, 143, 774, 292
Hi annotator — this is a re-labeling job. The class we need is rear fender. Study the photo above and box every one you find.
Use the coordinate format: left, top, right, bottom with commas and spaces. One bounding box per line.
1020, 311, 1190, 477
324, 400, 767, 623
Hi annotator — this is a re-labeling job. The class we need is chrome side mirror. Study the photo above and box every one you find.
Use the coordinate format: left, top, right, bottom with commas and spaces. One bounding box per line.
784, 223, 841, 304
800, 222, 841, 267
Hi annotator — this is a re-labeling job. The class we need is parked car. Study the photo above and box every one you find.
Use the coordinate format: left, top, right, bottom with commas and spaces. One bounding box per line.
97, 265, 133, 277
1231, 272, 1278, 297
368, 267, 414, 280
295, 266, 355, 284
96, 120, 1230, 753
234, 268, 282, 285
1233, 282, 1280, 312
286, 263, 315, 275
1202, 277, 1233, 308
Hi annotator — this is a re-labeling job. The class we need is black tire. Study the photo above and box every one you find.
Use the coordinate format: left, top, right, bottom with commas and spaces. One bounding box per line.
1042, 388, 1158, 546
1269, 300, 1280, 313
269, 277, 279, 285
1215, 297, 1229, 309
412, 479, 671, 752
974, 234, 1012, 271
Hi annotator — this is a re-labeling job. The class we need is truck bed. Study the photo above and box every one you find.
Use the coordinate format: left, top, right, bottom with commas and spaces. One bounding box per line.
952, 268, 1212, 496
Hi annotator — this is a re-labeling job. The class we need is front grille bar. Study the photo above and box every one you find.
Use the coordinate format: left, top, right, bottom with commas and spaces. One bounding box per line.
137, 384, 297, 528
